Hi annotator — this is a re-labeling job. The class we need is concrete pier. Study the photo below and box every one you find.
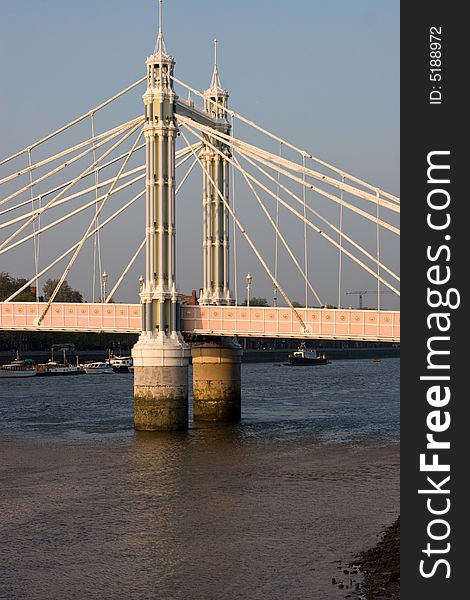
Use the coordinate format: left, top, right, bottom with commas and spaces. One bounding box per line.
191, 338, 242, 421
132, 333, 190, 431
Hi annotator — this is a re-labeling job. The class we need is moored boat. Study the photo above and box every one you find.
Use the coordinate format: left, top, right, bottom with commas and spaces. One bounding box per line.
109, 355, 133, 373
0, 353, 37, 378
81, 361, 114, 374
36, 348, 81, 376
286, 342, 328, 366
36, 361, 81, 376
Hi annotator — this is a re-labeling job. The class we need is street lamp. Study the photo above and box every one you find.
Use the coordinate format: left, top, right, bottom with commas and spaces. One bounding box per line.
139, 276, 144, 293
246, 272, 252, 307
102, 271, 108, 303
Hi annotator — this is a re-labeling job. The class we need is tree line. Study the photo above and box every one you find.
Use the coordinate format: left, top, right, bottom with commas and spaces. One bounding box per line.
0, 272, 83, 303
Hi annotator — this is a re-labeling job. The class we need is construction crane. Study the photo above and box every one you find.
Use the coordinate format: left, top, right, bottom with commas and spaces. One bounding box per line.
346, 290, 394, 309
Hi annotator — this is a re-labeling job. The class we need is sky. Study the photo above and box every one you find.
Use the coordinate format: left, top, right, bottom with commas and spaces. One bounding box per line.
0, 0, 399, 309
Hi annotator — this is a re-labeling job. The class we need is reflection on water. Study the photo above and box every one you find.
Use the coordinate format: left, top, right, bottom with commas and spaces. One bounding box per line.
0, 360, 399, 599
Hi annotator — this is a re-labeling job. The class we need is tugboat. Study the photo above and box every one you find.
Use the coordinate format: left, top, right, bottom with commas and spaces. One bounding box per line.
286, 342, 328, 366
0, 352, 37, 377
108, 355, 133, 373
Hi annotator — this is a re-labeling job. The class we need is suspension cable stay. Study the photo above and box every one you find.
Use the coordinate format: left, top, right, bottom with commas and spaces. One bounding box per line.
90, 112, 102, 303
338, 175, 344, 309
105, 239, 145, 304
0, 175, 145, 255
0, 119, 141, 188
232, 153, 322, 306
102, 145, 200, 304
171, 117, 400, 218
4, 188, 146, 304
171, 75, 399, 205
0, 146, 144, 217
235, 151, 400, 283
231, 115, 239, 306
0, 143, 199, 221
27, 148, 40, 301
0, 119, 144, 254
0, 78, 146, 168
36, 127, 145, 325
179, 127, 309, 332
0, 171, 145, 232
302, 154, 308, 308
178, 116, 399, 297
273, 141, 282, 307
0, 117, 143, 211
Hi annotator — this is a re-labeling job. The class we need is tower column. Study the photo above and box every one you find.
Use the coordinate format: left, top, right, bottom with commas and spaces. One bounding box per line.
191, 42, 241, 422
223, 154, 231, 302
199, 41, 231, 307
132, 24, 189, 431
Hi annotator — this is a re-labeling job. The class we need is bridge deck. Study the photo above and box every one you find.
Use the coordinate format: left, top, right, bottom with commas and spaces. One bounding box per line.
0, 303, 399, 342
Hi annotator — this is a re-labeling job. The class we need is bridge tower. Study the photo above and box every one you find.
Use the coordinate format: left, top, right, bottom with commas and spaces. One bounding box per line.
191, 42, 242, 422
199, 41, 232, 306
131, 24, 190, 430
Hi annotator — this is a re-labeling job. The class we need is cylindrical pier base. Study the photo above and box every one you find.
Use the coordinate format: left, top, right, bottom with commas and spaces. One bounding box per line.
132, 332, 190, 431
191, 338, 242, 421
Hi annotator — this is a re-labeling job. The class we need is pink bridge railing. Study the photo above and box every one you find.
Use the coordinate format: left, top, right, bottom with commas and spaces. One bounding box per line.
0, 302, 141, 333
181, 305, 400, 342
0, 303, 400, 342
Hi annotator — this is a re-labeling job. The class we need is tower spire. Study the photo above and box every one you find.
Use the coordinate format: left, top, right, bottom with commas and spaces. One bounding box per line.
202, 39, 231, 306
209, 38, 224, 92
154, 0, 168, 57
204, 38, 229, 117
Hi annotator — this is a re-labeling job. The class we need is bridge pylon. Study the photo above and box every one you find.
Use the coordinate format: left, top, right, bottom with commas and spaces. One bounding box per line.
131, 30, 190, 431
132, 27, 243, 428
199, 41, 232, 306
190, 44, 242, 422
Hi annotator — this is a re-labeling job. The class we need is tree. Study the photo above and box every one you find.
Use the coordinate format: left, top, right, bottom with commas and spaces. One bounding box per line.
0, 272, 36, 301
42, 278, 83, 302
241, 296, 269, 307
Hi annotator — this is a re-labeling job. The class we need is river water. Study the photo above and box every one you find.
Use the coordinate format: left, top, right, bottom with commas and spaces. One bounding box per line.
0, 359, 399, 600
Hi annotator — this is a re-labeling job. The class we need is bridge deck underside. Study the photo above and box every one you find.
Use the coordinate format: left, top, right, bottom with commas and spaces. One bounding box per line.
0, 303, 400, 342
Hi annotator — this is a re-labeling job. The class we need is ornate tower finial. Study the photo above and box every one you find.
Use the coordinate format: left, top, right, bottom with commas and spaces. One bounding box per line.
154, 0, 169, 57
145, 0, 175, 97
209, 38, 224, 92
204, 38, 228, 118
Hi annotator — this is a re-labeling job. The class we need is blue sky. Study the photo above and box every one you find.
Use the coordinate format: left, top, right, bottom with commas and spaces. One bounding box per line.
0, 1, 399, 308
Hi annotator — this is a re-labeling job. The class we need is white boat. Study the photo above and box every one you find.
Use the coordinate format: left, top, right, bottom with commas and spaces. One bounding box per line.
109, 355, 133, 373
81, 361, 114, 374
0, 353, 37, 378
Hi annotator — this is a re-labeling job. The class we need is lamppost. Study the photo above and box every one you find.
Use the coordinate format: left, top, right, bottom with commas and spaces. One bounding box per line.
246, 272, 252, 307
139, 276, 144, 292
102, 271, 108, 303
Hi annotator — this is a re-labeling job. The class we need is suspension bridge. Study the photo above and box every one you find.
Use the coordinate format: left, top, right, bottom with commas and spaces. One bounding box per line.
0, 3, 399, 429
